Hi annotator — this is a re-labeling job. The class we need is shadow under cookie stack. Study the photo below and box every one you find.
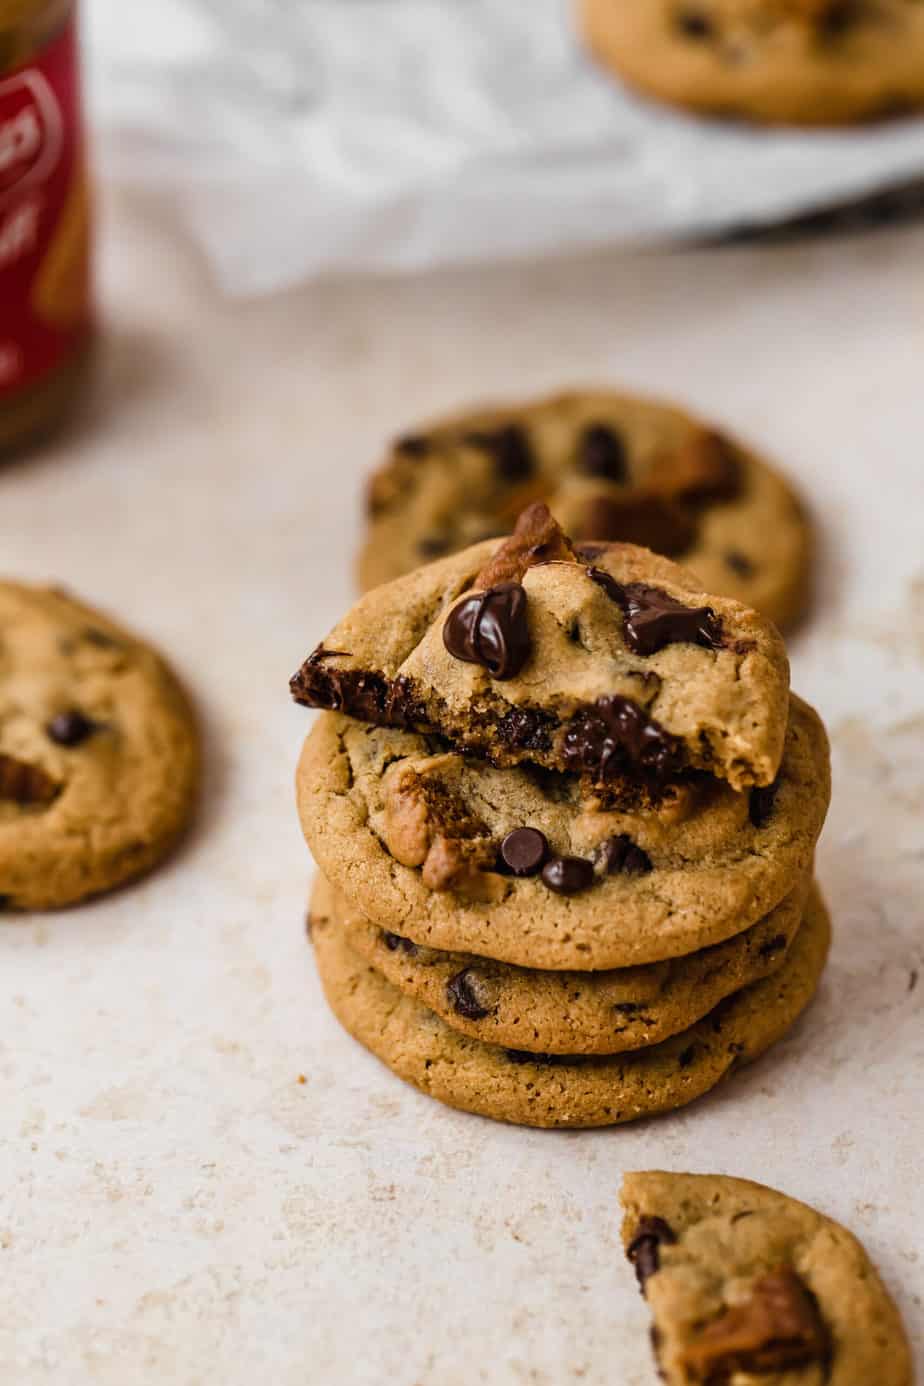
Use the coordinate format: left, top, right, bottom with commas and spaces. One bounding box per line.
291, 503, 831, 1129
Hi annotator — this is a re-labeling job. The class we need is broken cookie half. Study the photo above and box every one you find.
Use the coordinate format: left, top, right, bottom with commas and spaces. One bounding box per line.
620, 1171, 913, 1386
291, 504, 789, 792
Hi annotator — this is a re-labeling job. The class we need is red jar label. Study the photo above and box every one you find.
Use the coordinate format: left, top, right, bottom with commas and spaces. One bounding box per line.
0, 14, 91, 399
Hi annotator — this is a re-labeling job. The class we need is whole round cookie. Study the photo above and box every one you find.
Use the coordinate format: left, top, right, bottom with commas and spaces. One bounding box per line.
312, 873, 809, 1055
310, 883, 830, 1129
0, 582, 199, 909
620, 1170, 913, 1384
359, 389, 810, 628
579, 0, 924, 127
296, 695, 830, 970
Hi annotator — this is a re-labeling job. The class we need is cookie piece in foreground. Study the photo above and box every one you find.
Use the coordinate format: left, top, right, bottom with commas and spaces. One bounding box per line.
296, 695, 829, 970
0, 582, 199, 909
294, 509, 790, 792
620, 1170, 913, 1384
310, 884, 830, 1129
580, 0, 924, 127
315, 873, 809, 1055
360, 389, 811, 627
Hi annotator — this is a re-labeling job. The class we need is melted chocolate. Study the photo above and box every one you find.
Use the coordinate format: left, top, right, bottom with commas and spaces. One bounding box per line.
561, 695, 685, 784
626, 1217, 677, 1294
588, 571, 723, 655
443, 582, 531, 680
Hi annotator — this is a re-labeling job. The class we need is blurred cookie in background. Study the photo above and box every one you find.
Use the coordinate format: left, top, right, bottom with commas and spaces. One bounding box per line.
579, 0, 924, 127
0, 582, 199, 910
360, 389, 811, 630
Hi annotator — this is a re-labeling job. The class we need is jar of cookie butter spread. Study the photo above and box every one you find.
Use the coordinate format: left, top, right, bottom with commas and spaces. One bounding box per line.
0, 0, 92, 454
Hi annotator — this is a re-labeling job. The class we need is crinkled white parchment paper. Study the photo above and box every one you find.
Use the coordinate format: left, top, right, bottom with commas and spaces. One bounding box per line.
85, 0, 924, 293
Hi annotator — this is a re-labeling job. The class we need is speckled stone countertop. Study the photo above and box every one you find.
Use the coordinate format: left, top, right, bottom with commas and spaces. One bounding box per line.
1, 189, 921, 1384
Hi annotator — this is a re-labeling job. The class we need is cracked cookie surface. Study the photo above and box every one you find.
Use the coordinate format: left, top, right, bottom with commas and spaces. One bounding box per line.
311, 873, 810, 1054
620, 1170, 913, 1384
310, 883, 830, 1128
295, 520, 791, 793
0, 582, 199, 909
359, 389, 810, 627
580, 0, 924, 125
296, 695, 829, 969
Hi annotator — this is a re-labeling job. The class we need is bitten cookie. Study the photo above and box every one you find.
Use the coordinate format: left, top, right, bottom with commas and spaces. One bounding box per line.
296, 695, 830, 970
295, 513, 791, 793
313, 873, 809, 1055
620, 1170, 913, 1384
0, 582, 199, 909
359, 389, 811, 627
580, 0, 924, 127
310, 884, 831, 1129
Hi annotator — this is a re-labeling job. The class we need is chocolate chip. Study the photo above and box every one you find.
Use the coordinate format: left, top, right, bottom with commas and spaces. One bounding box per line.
495, 706, 555, 753
46, 710, 99, 747
383, 932, 417, 955
818, 1, 856, 38
626, 1217, 677, 1294
725, 549, 755, 578
443, 582, 531, 680
562, 695, 685, 784
597, 834, 652, 876
578, 424, 627, 482
0, 754, 59, 806
394, 434, 430, 458
676, 10, 714, 39
541, 855, 594, 895
499, 827, 548, 876
758, 933, 787, 959
581, 494, 696, 558
749, 776, 780, 829
588, 572, 723, 655
417, 535, 451, 558
464, 425, 535, 483
82, 627, 120, 649
446, 968, 491, 1020
613, 1001, 640, 1015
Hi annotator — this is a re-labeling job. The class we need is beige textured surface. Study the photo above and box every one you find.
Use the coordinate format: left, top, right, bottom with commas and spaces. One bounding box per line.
0, 190, 922, 1381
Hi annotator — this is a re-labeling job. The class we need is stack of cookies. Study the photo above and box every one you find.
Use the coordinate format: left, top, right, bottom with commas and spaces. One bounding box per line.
291, 504, 831, 1129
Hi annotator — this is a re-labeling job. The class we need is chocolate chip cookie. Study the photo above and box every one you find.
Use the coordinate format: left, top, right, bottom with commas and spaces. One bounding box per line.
295, 511, 791, 793
0, 582, 199, 909
313, 873, 809, 1055
359, 389, 811, 627
620, 1170, 913, 1384
580, 0, 924, 126
310, 882, 830, 1128
296, 693, 829, 970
